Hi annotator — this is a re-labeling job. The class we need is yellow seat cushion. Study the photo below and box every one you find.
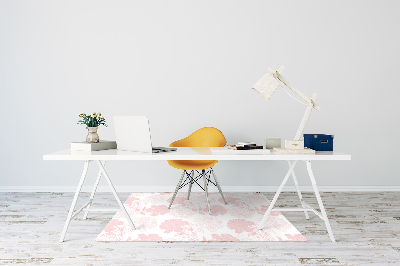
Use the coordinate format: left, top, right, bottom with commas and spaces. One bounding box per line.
168, 160, 218, 171
167, 127, 226, 171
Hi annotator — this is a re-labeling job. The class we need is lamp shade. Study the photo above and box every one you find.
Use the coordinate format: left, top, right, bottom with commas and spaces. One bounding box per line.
252, 73, 280, 101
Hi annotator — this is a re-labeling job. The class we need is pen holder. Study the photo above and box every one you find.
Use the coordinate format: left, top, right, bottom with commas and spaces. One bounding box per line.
265, 138, 281, 149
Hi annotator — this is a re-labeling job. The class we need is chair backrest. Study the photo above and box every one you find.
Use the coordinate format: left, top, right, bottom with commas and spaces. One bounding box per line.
170, 127, 226, 148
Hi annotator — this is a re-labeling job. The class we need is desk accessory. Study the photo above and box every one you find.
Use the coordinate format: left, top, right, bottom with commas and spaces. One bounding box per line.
228, 142, 264, 150
71, 140, 117, 151
237, 142, 256, 146
265, 138, 281, 149
77, 112, 107, 143
252, 66, 319, 154
304, 134, 334, 151
227, 144, 263, 150
212, 147, 270, 154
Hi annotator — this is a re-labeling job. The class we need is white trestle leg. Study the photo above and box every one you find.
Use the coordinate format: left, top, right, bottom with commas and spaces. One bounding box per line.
257, 160, 298, 230
97, 160, 136, 231
60, 160, 137, 242
83, 161, 106, 219
59, 160, 90, 242
257, 160, 336, 242
287, 160, 310, 220
306, 160, 336, 242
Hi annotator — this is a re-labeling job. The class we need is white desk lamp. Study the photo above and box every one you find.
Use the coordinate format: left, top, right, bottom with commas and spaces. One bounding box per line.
252, 66, 319, 154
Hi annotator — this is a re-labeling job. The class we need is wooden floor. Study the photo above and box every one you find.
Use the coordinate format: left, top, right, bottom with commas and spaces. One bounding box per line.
0, 191, 399, 265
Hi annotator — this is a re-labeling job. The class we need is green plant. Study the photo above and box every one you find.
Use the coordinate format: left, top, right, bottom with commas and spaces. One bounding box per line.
77, 112, 107, 127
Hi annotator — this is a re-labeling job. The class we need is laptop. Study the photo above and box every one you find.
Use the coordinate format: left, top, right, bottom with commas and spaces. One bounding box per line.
113, 116, 177, 153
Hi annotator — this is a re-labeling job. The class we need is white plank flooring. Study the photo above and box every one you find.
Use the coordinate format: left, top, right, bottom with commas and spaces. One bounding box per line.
0, 192, 399, 265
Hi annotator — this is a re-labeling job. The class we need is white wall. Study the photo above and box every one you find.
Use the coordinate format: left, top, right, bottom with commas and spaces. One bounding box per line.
1, 0, 399, 190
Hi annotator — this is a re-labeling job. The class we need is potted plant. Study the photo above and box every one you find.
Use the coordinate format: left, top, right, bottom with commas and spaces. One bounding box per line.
77, 112, 107, 143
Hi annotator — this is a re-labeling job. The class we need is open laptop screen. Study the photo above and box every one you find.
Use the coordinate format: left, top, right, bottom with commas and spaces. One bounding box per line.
114, 116, 153, 153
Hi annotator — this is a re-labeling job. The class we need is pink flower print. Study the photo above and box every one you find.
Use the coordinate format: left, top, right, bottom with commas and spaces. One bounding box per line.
228, 206, 254, 218
245, 229, 276, 241
97, 192, 307, 242
98, 218, 129, 241
136, 234, 164, 241
245, 193, 268, 205
134, 216, 158, 232
174, 226, 199, 241
144, 205, 170, 216
147, 193, 167, 204
194, 217, 223, 232
254, 205, 268, 215
284, 234, 307, 241
171, 205, 197, 219
124, 196, 141, 207
259, 215, 291, 232
220, 196, 242, 206
211, 234, 241, 241
103, 218, 125, 230
270, 210, 282, 217
168, 195, 187, 206
124, 200, 143, 213
182, 199, 197, 209
112, 211, 125, 219
227, 219, 256, 233
190, 207, 206, 215
159, 219, 191, 234
210, 205, 228, 216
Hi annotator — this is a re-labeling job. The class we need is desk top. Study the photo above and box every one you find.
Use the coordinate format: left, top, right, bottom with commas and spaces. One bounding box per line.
43, 147, 351, 161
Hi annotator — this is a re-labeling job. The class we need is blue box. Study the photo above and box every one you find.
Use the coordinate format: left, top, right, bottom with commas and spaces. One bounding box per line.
304, 134, 334, 151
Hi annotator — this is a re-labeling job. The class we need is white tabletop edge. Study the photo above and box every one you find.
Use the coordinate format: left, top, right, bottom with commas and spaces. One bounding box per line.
43, 148, 351, 161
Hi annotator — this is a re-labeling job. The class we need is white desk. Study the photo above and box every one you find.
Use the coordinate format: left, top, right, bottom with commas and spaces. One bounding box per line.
44, 147, 351, 242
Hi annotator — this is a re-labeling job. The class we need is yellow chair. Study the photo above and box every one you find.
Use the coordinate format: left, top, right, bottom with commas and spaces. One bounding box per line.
168, 127, 228, 214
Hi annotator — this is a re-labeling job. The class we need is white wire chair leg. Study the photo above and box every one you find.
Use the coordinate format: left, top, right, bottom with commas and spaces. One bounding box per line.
287, 160, 309, 220
97, 160, 136, 231
187, 171, 194, 200
211, 168, 227, 204
306, 160, 336, 242
203, 169, 212, 215
169, 170, 186, 209
59, 160, 89, 242
83, 161, 106, 219
257, 160, 297, 230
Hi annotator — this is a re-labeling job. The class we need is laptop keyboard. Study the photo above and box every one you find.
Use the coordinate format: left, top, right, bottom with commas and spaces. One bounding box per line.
152, 147, 177, 153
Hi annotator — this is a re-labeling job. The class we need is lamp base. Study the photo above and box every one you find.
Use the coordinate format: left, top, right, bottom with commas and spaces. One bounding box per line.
273, 147, 315, 154
285, 140, 304, 149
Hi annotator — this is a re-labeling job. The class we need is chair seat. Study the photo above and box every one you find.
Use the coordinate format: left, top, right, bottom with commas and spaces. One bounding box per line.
167, 160, 218, 171
167, 127, 227, 214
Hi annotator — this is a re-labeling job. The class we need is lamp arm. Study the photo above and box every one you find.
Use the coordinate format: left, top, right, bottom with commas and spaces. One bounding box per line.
273, 72, 320, 111
294, 93, 317, 140
265, 66, 320, 141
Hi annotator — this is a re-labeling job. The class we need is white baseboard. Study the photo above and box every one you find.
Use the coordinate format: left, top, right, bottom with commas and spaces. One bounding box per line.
1, 186, 400, 193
